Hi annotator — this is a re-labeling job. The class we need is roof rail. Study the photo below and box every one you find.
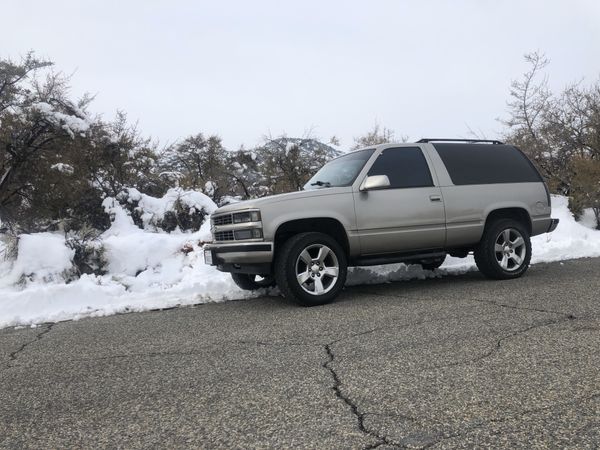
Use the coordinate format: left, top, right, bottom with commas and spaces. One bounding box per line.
417, 138, 504, 145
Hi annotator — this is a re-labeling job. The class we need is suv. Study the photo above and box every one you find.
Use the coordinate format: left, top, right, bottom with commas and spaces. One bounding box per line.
204, 139, 559, 306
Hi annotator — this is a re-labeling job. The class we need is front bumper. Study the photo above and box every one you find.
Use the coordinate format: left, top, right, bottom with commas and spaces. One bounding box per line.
547, 218, 559, 233
204, 241, 274, 274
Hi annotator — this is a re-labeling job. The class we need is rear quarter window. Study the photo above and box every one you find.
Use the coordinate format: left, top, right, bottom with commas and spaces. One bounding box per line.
433, 143, 542, 185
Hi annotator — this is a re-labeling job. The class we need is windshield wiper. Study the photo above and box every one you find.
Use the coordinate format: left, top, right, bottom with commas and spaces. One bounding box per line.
310, 180, 331, 187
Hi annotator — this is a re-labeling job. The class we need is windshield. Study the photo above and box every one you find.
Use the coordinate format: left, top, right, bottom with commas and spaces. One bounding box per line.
304, 149, 375, 190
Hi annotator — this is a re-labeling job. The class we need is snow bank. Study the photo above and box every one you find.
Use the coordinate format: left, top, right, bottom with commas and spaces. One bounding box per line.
0, 196, 251, 327
530, 196, 600, 263
1, 233, 74, 285
1, 195, 599, 328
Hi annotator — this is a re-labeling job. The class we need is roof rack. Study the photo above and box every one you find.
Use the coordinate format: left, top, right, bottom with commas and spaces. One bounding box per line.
417, 138, 504, 145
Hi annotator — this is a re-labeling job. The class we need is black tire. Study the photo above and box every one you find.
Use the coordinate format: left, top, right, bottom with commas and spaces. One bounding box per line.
418, 255, 446, 271
231, 273, 276, 291
274, 232, 347, 307
474, 218, 532, 280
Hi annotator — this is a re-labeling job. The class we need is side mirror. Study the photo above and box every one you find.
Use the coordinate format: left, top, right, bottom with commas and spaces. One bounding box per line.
360, 175, 391, 191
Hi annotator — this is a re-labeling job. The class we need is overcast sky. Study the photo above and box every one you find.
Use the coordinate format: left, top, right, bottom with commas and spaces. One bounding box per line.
3, 0, 600, 149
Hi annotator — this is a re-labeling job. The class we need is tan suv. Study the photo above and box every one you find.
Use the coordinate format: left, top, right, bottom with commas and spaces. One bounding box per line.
204, 139, 559, 306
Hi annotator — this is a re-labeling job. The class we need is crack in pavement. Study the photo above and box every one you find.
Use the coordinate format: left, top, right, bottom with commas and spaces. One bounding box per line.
319, 302, 583, 449
3, 297, 593, 449
470, 297, 577, 320
428, 314, 575, 371
4, 323, 55, 370
420, 391, 600, 449
323, 343, 402, 450
424, 297, 581, 371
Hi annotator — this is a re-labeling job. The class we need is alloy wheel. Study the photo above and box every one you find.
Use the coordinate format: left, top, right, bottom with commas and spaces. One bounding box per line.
295, 244, 340, 295
494, 228, 527, 272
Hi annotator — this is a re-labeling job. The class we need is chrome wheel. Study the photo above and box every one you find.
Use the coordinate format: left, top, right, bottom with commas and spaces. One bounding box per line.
494, 228, 527, 272
295, 244, 339, 295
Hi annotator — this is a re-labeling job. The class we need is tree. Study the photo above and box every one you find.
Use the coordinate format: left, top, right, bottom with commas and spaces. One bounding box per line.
223, 147, 264, 200
159, 133, 228, 201
0, 52, 52, 114
0, 59, 92, 228
569, 157, 600, 229
0, 53, 165, 232
503, 51, 600, 224
351, 124, 406, 149
254, 135, 341, 194
502, 52, 569, 191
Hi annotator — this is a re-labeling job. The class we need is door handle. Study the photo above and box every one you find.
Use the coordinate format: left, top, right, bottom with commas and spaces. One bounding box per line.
429, 195, 442, 202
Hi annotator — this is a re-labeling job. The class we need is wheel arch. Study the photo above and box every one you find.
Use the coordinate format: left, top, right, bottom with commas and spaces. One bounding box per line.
274, 218, 350, 258
484, 207, 532, 235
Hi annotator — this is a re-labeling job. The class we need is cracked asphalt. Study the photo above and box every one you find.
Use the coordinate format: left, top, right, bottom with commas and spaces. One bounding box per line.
1, 257, 600, 449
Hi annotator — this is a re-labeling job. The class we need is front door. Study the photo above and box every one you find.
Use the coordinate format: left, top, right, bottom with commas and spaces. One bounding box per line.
354, 146, 446, 255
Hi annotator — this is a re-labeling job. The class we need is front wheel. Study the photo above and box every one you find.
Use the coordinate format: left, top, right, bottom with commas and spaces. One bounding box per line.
231, 273, 276, 291
274, 232, 347, 306
474, 219, 531, 279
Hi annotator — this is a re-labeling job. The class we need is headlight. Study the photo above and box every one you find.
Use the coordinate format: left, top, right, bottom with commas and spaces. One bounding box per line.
233, 210, 261, 223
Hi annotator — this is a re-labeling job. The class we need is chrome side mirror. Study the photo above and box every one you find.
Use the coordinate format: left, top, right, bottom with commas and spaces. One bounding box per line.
359, 175, 391, 191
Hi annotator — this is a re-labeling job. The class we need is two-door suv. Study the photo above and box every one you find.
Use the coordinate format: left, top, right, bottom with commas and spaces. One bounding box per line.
204, 139, 559, 306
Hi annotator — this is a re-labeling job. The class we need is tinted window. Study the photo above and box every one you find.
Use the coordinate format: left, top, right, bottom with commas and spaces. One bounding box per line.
433, 143, 542, 185
367, 147, 433, 189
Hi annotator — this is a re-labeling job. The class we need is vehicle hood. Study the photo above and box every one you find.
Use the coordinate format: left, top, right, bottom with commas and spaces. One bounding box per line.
213, 187, 350, 214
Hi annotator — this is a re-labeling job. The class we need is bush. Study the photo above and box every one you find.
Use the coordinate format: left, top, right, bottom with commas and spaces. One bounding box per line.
569, 157, 600, 229
65, 228, 108, 277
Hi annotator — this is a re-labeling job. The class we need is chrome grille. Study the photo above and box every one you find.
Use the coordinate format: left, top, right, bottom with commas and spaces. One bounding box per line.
212, 214, 233, 226
214, 230, 235, 241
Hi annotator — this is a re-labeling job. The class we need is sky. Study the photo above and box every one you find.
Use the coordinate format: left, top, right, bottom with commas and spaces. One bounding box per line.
2, 0, 600, 150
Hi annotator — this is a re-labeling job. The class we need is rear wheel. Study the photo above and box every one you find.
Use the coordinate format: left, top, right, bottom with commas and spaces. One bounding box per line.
231, 273, 275, 291
275, 232, 347, 306
474, 218, 531, 279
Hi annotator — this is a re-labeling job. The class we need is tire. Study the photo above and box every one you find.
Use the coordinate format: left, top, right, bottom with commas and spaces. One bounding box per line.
231, 273, 276, 291
474, 218, 531, 280
274, 232, 347, 307
418, 255, 446, 271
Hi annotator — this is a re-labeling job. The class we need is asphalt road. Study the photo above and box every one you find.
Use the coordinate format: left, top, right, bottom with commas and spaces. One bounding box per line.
1, 258, 600, 449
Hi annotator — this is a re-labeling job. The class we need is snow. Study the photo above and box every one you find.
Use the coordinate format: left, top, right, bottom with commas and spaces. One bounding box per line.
1, 233, 74, 285
114, 187, 217, 231
1, 194, 600, 329
580, 208, 598, 230
50, 163, 74, 175
285, 142, 295, 154
0, 196, 249, 328
30, 102, 90, 138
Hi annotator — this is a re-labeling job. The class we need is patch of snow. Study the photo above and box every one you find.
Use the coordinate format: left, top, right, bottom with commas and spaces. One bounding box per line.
285, 142, 295, 155
0, 237, 12, 279
220, 195, 242, 205
204, 181, 216, 197
117, 187, 217, 231
580, 208, 598, 230
31, 102, 90, 138
530, 196, 600, 263
50, 163, 74, 175
1, 233, 74, 286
